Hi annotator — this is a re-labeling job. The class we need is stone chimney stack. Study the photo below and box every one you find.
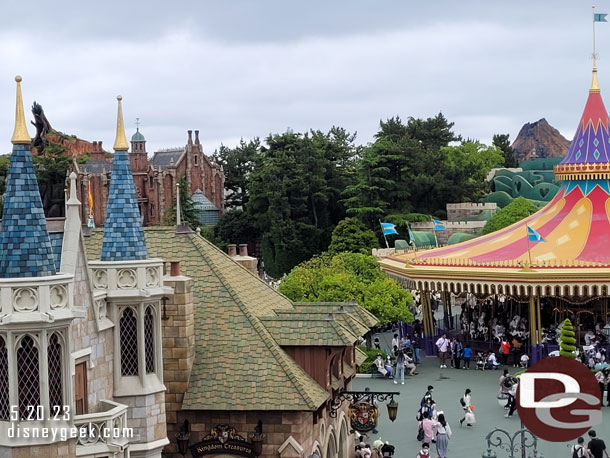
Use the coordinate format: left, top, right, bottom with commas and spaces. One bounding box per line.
228, 243, 257, 274
194, 130, 200, 145
239, 244, 248, 256
187, 130, 193, 145
227, 244, 237, 256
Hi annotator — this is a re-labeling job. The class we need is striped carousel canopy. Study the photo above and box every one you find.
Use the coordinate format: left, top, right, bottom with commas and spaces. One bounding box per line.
378, 68, 610, 297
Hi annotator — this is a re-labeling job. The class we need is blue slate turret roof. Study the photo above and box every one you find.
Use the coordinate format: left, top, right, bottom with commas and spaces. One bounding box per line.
101, 97, 147, 261
100, 148, 148, 261
0, 144, 57, 277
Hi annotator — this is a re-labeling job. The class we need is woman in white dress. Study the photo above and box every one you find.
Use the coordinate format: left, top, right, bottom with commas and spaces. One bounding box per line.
434, 412, 452, 458
459, 389, 476, 427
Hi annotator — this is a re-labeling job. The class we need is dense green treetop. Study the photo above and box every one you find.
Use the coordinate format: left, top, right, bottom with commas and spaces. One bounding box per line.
493, 133, 519, 168
328, 217, 378, 255
482, 196, 538, 235
279, 252, 414, 324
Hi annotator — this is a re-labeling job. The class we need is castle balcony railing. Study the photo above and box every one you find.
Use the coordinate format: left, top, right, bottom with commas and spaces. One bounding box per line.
0, 273, 83, 326
74, 399, 131, 456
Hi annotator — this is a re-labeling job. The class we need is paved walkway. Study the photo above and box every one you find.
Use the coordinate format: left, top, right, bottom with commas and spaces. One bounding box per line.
352, 356, 603, 458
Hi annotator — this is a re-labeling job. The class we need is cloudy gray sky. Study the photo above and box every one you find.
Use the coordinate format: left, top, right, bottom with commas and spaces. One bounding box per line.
0, 1, 608, 154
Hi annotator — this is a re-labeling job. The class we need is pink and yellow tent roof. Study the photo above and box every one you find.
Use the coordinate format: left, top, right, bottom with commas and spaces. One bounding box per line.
378, 68, 610, 299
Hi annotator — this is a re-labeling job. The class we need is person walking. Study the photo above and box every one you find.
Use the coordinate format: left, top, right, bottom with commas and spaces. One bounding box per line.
596, 368, 610, 407
419, 411, 436, 445
454, 339, 463, 369
421, 386, 434, 407
413, 331, 423, 364
462, 344, 473, 370
571, 437, 587, 457
587, 430, 608, 458
436, 333, 450, 368
434, 412, 452, 458
459, 389, 476, 427
499, 370, 517, 418
394, 348, 406, 385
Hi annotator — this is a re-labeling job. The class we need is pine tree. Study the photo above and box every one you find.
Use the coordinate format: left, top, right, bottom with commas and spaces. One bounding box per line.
559, 318, 577, 359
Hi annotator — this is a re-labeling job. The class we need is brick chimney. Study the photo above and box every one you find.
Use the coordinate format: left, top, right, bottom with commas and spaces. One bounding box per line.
187, 130, 193, 145
227, 244, 237, 256
90, 141, 105, 160
194, 130, 200, 145
239, 244, 248, 256
229, 243, 257, 274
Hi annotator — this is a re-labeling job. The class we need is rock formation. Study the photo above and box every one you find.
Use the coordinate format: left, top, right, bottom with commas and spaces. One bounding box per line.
511, 118, 570, 161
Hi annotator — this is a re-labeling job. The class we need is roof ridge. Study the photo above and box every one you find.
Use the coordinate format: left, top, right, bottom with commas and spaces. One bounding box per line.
188, 234, 328, 410
189, 232, 296, 306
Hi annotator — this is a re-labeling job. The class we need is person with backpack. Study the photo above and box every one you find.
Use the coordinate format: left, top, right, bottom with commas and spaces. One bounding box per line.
459, 388, 476, 427
419, 410, 436, 445
571, 437, 586, 458
454, 339, 464, 369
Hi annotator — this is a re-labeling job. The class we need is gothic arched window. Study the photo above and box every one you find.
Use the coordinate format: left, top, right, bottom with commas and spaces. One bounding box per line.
144, 306, 155, 374
17, 336, 40, 419
47, 333, 63, 414
0, 337, 9, 420
120, 308, 138, 376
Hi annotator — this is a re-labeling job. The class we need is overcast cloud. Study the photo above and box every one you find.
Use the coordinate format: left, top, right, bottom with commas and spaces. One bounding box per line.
0, 1, 607, 154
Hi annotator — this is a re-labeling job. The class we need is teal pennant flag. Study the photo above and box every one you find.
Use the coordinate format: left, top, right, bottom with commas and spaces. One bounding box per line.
595, 13, 608, 22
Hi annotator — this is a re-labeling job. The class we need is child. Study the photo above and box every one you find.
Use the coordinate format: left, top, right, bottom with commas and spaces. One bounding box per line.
476, 352, 485, 370
417, 443, 430, 458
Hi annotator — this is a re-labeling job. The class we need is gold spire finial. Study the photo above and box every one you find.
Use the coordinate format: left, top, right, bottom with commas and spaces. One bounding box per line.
591, 67, 601, 93
11, 75, 31, 145
113, 95, 129, 151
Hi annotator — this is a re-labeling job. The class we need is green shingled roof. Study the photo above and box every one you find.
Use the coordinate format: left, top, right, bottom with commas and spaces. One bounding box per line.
260, 317, 358, 347
84, 227, 374, 411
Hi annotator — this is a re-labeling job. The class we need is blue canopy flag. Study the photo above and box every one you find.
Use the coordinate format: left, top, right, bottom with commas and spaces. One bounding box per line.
432, 219, 445, 231
595, 13, 608, 22
381, 222, 398, 235
527, 225, 546, 243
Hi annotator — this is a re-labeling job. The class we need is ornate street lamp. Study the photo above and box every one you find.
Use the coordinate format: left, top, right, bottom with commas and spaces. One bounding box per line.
176, 419, 190, 456
386, 399, 399, 422
250, 420, 264, 457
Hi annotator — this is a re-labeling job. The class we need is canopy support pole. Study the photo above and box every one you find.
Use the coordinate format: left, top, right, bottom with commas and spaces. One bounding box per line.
536, 294, 543, 360
529, 294, 538, 363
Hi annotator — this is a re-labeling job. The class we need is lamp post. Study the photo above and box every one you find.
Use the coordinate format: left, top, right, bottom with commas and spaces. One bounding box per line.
176, 419, 191, 456
481, 423, 542, 458
250, 420, 264, 457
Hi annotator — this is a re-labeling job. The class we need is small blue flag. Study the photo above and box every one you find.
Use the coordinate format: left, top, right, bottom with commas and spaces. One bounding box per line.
527, 225, 546, 242
595, 13, 608, 22
432, 219, 445, 231
381, 222, 398, 236
408, 226, 416, 245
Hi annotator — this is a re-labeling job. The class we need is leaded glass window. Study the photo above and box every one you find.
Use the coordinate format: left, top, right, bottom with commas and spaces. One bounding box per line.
0, 337, 9, 420
47, 333, 63, 414
17, 336, 40, 420
144, 306, 155, 374
120, 308, 138, 376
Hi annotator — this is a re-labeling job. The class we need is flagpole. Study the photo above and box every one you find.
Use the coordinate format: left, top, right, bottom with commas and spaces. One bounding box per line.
431, 217, 439, 248
593, 5, 598, 68
379, 219, 389, 249
525, 224, 533, 267
409, 225, 419, 259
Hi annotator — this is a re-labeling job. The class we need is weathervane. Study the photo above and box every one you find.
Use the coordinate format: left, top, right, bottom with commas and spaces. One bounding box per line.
135, 117, 140, 130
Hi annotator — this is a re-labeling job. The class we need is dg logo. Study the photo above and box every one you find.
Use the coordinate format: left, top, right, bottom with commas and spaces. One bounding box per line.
516, 356, 603, 441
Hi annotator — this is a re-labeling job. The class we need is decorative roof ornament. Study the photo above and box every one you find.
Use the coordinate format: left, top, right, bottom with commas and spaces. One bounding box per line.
113, 95, 129, 151
11, 76, 30, 144
101, 96, 148, 261
0, 76, 56, 278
